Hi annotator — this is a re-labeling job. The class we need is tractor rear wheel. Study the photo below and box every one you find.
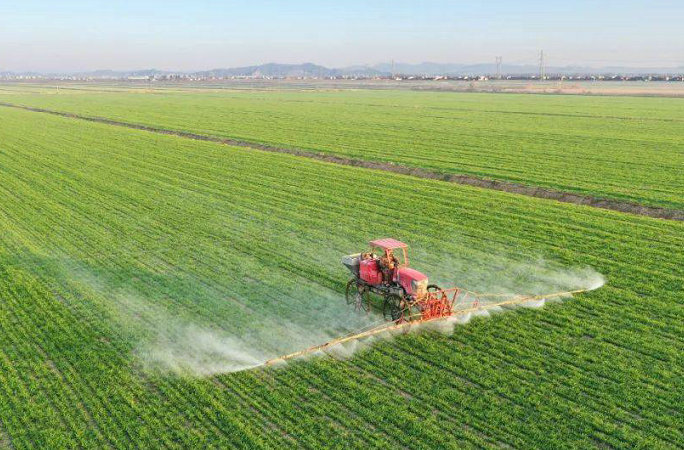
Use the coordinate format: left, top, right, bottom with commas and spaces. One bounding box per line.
383, 293, 406, 322
427, 284, 442, 293
346, 279, 370, 313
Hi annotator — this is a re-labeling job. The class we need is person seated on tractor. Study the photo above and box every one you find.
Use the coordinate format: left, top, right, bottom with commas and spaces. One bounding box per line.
379, 248, 399, 286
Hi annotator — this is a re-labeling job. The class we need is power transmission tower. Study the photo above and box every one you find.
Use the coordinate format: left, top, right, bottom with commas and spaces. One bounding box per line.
495, 56, 502, 79
539, 50, 546, 80
391, 59, 395, 78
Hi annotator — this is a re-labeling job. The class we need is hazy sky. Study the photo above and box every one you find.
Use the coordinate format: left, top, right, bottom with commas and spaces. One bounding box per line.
1, 0, 682, 72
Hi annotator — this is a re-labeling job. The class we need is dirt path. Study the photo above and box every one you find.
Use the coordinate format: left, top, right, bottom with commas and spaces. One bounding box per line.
2, 101, 682, 221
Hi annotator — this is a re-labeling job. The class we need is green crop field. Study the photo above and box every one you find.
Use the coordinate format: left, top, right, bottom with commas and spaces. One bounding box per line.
0, 101, 682, 448
1, 85, 683, 210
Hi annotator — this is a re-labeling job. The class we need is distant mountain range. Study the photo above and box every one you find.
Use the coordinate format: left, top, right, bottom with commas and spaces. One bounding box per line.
3, 62, 683, 78
371, 62, 684, 76
193, 63, 386, 78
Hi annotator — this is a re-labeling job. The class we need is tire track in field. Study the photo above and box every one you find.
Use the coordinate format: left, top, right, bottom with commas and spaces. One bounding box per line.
1, 101, 682, 221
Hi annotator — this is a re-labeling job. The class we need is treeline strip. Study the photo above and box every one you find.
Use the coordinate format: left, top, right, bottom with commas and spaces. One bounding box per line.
1, 101, 681, 221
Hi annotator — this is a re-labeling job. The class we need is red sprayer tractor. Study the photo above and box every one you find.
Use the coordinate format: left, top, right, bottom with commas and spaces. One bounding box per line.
342, 238, 450, 322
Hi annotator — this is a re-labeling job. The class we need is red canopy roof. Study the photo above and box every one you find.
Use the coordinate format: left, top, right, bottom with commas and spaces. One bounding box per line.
369, 238, 408, 250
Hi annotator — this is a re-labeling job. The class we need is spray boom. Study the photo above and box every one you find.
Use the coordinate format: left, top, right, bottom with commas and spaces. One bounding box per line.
255, 286, 591, 370
241, 239, 604, 373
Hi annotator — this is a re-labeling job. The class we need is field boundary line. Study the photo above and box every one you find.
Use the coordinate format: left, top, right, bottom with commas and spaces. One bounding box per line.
1, 101, 682, 221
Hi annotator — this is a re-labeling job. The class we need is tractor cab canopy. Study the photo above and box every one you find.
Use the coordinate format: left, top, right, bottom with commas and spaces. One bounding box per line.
369, 238, 407, 250
368, 238, 409, 267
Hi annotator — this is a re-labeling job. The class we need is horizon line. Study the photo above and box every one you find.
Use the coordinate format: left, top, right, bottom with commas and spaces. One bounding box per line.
3, 60, 684, 75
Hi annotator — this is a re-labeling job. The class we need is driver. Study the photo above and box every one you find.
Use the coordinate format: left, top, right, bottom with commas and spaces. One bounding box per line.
379, 248, 399, 286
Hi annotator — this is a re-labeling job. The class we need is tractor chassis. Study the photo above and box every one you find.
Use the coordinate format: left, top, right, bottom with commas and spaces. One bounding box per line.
345, 277, 410, 321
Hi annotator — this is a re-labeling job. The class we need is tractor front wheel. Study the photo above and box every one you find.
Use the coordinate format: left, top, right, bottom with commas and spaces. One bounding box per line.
383, 294, 406, 322
346, 279, 370, 312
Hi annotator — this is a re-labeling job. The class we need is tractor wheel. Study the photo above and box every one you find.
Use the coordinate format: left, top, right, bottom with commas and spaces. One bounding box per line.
383, 294, 406, 322
427, 284, 442, 293
346, 279, 370, 313
345, 279, 357, 304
